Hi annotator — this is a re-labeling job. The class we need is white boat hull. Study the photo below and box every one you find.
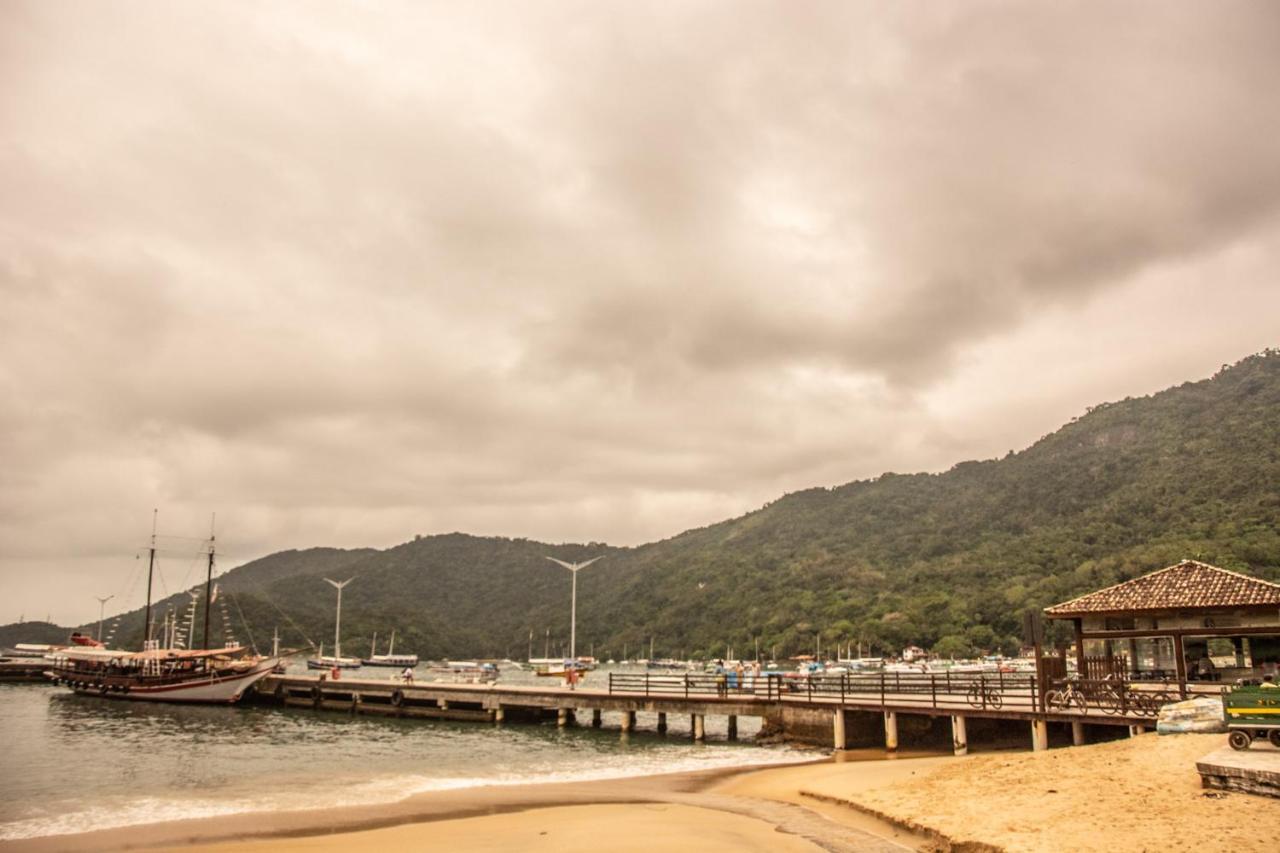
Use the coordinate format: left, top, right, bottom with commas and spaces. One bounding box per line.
56, 659, 278, 704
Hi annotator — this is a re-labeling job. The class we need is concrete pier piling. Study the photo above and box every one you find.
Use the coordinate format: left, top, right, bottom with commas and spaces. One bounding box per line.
833, 709, 846, 750
620, 710, 635, 731
557, 708, 569, 727
693, 714, 705, 741
1031, 719, 1049, 751
727, 715, 738, 741
592, 708, 602, 728
657, 712, 667, 734
1072, 721, 1086, 746
883, 711, 899, 752
951, 715, 968, 756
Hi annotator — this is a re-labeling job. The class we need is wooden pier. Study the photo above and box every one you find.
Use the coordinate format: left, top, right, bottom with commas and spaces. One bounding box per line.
252, 669, 1172, 753
0, 660, 49, 682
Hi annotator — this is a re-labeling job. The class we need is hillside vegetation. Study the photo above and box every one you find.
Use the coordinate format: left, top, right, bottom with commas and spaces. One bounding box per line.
9, 350, 1279, 661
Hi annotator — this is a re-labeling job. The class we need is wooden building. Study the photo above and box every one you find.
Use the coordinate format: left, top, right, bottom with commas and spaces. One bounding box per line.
1044, 559, 1280, 693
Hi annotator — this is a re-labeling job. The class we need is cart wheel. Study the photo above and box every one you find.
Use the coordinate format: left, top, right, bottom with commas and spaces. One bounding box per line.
1228, 730, 1251, 751
1269, 730, 1280, 749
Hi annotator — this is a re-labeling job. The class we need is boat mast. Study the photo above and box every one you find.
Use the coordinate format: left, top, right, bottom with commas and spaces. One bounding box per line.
143, 509, 157, 647
388, 629, 395, 656
202, 513, 216, 650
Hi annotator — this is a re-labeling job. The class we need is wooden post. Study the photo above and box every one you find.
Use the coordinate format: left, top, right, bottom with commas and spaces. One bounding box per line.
592, 708, 602, 728
1031, 719, 1048, 751
951, 715, 967, 756
1173, 635, 1188, 699
657, 711, 667, 734
1128, 724, 1145, 738
727, 715, 738, 741
833, 709, 845, 750
884, 711, 898, 752
1071, 721, 1085, 746
1073, 619, 1087, 680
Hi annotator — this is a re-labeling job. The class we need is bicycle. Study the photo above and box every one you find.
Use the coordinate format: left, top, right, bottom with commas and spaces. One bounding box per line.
1045, 677, 1089, 714
966, 679, 1003, 710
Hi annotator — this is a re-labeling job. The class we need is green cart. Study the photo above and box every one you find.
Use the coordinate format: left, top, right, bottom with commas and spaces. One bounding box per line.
1223, 685, 1280, 750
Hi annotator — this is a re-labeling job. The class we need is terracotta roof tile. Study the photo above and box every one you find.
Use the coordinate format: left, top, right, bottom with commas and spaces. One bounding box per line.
1044, 560, 1280, 616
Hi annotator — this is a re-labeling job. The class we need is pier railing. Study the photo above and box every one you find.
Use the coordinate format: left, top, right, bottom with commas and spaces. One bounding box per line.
607, 671, 784, 701
606, 670, 1174, 719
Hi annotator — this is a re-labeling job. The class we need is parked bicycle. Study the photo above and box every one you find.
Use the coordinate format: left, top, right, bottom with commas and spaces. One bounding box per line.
1045, 677, 1089, 713
966, 679, 1003, 709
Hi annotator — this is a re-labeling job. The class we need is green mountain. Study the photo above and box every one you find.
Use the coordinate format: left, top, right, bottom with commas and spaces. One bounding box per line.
11, 350, 1280, 661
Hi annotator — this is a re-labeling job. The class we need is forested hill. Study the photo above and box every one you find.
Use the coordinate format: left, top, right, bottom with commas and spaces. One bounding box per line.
9, 350, 1279, 661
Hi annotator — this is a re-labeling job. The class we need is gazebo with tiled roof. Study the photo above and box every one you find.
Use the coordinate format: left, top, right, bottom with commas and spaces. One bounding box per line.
1044, 560, 1280, 691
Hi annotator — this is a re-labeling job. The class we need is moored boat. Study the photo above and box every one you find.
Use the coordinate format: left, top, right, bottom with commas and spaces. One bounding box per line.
427, 660, 498, 682
47, 643, 277, 703
47, 517, 276, 704
361, 629, 418, 667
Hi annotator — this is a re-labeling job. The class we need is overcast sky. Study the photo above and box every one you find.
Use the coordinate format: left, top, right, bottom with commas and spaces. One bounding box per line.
3, 1, 1279, 626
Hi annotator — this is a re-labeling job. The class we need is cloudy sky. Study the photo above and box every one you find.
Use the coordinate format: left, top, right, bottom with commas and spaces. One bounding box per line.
3, 1, 1279, 625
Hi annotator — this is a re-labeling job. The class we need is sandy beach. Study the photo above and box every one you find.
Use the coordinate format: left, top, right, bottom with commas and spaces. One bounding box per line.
7, 735, 1277, 853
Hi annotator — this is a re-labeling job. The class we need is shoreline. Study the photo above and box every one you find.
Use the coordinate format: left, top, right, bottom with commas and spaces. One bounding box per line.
4, 755, 901, 852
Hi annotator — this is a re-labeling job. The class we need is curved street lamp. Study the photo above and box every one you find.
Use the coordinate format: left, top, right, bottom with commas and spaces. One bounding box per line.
545, 556, 603, 661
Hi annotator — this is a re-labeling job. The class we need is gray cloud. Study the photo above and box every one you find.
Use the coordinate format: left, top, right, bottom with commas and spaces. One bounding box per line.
3, 1, 1280, 623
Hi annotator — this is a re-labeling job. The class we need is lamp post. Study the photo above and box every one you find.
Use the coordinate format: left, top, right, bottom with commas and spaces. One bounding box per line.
323, 577, 355, 659
545, 556, 603, 661
94, 595, 114, 643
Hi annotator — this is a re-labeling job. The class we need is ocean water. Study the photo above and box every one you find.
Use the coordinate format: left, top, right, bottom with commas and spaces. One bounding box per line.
0, 670, 810, 840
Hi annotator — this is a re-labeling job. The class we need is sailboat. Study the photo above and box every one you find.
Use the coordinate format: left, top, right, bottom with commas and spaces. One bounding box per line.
45, 515, 278, 704
306, 577, 361, 669
361, 629, 418, 667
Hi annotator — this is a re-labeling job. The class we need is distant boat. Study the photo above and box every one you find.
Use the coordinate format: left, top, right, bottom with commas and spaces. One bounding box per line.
427, 661, 498, 683
2, 643, 57, 658
361, 629, 418, 668
307, 642, 361, 670
306, 577, 361, 670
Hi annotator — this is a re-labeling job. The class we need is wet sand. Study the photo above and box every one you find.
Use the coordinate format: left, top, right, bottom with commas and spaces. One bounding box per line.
161, 804, 827, 853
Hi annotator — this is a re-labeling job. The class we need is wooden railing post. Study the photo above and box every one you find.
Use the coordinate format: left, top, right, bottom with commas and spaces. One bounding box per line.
684, 673, 689, 700
931, 673, 937, 708
879, 671, 886, 707
979, 674, 987, 709
609, 671, 613, 694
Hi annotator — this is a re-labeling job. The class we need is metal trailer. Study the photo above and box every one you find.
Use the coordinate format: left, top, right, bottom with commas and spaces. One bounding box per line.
1223, 684, 1280, 750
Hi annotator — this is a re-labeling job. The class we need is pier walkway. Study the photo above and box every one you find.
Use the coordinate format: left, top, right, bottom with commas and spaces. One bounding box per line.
254, 669, 1188, 753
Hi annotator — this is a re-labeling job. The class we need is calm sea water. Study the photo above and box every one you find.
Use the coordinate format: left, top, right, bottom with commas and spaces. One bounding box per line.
0, 666, 809, 841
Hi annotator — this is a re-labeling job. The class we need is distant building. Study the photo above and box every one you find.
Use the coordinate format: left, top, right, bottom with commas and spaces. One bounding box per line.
902, 644, 926, 662
1044, 559, 1280, 693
